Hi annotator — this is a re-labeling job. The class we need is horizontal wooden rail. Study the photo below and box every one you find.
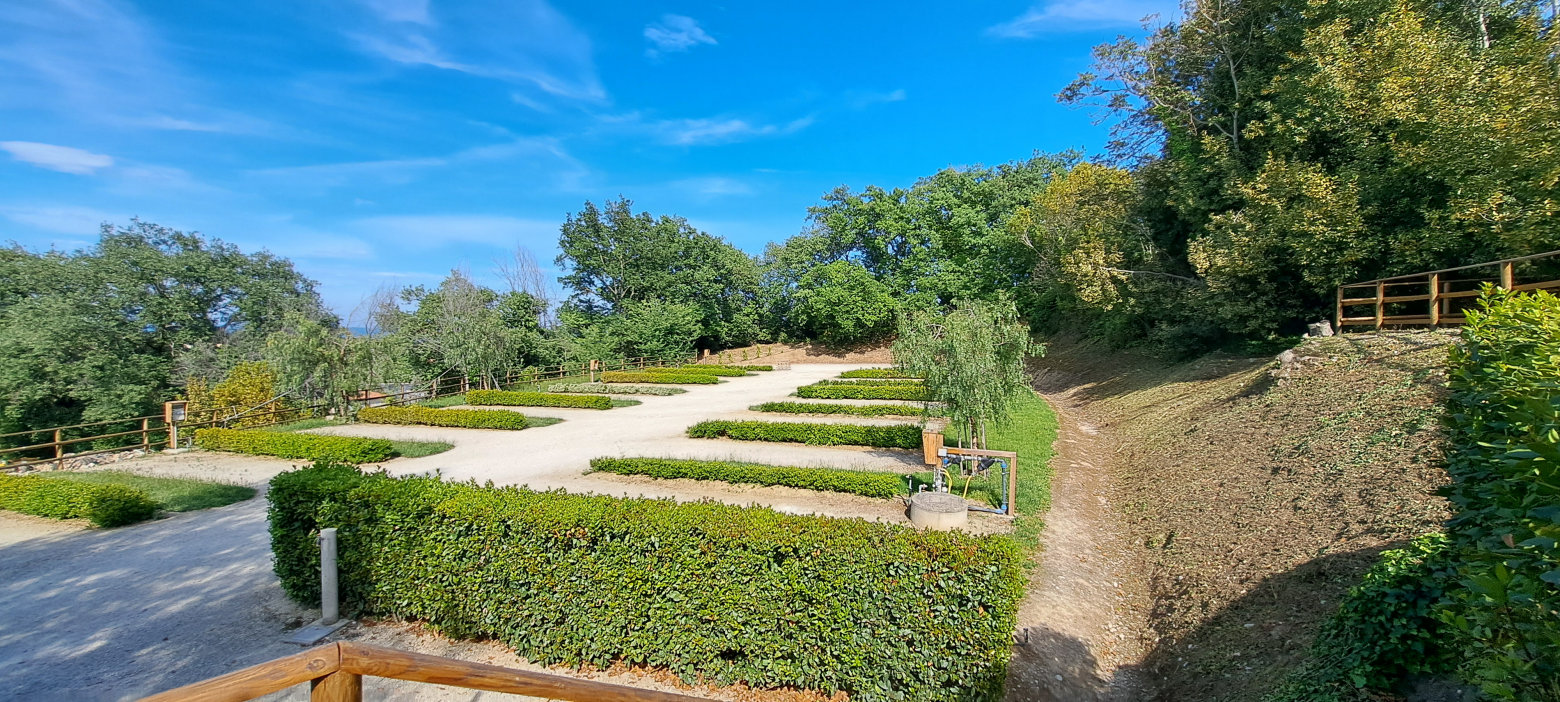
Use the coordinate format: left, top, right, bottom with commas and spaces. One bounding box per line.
1336, 251, 1560, 331
139, 642, 706, 702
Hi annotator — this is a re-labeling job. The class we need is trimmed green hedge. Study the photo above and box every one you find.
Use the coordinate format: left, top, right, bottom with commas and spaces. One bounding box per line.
796, 384, 930, 401
600, 371, 718, 384
358, 405, 528, 430
812, 379, 926, 386
751, 401, 924, 417
467, 390, 613, 410
590, 457, 907, 498
547, 382, 686, 396
687, 420, 921, 449
0, 474, 158, 527
269, 464, 1021, 700
646, 365, 748, 377
196, 428, 394, 463
841, 368, 919, 379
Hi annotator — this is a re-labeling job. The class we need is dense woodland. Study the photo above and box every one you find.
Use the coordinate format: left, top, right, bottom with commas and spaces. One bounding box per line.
3, 0, 1557, 438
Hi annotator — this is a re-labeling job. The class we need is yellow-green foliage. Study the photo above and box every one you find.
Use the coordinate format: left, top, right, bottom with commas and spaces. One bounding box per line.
358, 405, 528, 430
196, 428, 394, 463
687, 420, 922, 448
466, 390, 612, 409
600, 371, 718, 384
185, 361, 297, 427
0, 474, 158, 527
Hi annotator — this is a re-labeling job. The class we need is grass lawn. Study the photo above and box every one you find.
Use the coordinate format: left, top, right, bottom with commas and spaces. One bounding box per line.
267, 418, 455, 458
43, 471, 255, 512
610, 398, 642, 408
913, 389, 1058, 551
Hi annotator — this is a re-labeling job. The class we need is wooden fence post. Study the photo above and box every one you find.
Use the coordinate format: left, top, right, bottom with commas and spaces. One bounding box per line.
1335, 286, 1344, 330
1374, 281, 1385, 329
1007, 457, 1019, 517
54, 429, 63, 469
1500, 260, 1515, 289
310, 670, 362, 702
141, 418, 150, 448
1428, 272, 1440, 327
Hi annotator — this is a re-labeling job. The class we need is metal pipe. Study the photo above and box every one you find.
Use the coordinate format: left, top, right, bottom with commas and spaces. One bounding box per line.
319, 528, 339, 625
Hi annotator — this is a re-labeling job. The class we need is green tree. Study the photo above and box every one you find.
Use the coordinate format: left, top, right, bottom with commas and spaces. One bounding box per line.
893, 300, 1041, 449
263, 313, 386, 417
790, 261, 900, 347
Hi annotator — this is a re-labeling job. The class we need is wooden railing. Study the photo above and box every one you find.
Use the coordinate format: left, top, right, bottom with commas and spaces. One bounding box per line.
1336, 250, 1560, 330
138, 642, 705, 702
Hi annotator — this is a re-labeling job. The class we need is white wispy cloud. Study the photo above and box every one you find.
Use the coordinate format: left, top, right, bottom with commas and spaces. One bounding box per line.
346, 0, 605, 104
644, 15, 717, 57
0, 141, 114, 174
670, 176, 754, 198
352, 214, 559, 249
248, 138, 588, 189
987, 0, 1171, 36
847, 88, 908, 109
597, 113, 816, 146
0, 204, 122, 236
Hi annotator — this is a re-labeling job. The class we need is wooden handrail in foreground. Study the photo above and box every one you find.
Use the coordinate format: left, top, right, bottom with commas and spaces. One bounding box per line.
139, 642, 707, 702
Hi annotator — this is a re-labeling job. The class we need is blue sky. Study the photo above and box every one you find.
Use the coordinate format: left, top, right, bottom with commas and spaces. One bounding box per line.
0, 0, 1174, 318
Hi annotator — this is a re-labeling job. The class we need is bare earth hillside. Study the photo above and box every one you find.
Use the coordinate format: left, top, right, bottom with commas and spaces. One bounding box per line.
1032, 331, 1455, 701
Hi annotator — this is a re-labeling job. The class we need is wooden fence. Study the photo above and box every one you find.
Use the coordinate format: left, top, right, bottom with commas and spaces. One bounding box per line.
0, 354, 691, 471
1336, 250, 1560, 330
137, 641, 704, 702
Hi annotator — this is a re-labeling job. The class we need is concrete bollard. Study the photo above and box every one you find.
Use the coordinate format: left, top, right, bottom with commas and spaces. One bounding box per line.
319, 528, 339, 625
909, 492, 969, 530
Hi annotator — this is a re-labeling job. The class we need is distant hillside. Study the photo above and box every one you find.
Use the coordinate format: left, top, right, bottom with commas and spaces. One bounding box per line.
1033, 332, 1454, 701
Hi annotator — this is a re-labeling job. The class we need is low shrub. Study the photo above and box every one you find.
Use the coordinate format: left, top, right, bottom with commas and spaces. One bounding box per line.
812, 379, 926, 386
796, 384, 930, 401
691, 364, 773, 371
466, 390, 613, 410
547, 383, 686, 396
738, 365, 773, 371
0, 474, 158, 527
1273, 533, 1460, 700
599, 371, 718, 385
269, 464, 1022, 700
687, 420, 921, 449
358, 405, 528, 430
196, 427, 395, 463
840, 368, 919, 379
646, 365, 748, 377
590, 457, 907, 498
751, 401, 924, 417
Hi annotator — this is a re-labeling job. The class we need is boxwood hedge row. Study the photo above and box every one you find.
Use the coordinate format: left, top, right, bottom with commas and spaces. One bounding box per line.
687, 420, 921, 448
589, 457, 907, 498
646, 365, 748, 377
0, 474, 158, 527
467, 390, 613, 410
358, 405, 528, 430
796, 384, 930, 401
196, 427, 395, 463
547, 382, 686, 396
840, 369, 919, 379
751, 401, 924, 417
812, 379, 926, 386
268, 464, 1022, 700
600, 371, 718, 384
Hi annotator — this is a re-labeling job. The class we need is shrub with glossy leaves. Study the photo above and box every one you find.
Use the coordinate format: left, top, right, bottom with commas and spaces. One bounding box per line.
0, 474, 158, 527
358, 405, 527, 430
646, 365, 748, 377
796, 384, 930, 401
590, 457, 907, 498
751, 401, 925, 417
840, 368, 919, 379
268, 464, 1023, 701
687, 420, 921, 448
196, 427, 394, 463
466, 390, 612, 410
599, 371, 718, 384
547, 383, 686, 396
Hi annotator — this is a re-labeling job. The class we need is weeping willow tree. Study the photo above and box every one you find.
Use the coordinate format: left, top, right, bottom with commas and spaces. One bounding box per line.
893, 300, 1041, 449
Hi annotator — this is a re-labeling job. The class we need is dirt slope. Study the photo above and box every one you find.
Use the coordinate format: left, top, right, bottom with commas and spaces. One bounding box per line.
1032, 331, 1454, 701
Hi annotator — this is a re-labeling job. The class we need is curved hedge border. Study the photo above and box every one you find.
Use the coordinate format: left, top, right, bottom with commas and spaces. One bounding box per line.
796, 385, 930, 401
590, 457, 906, 498
359, 405, 528, 430
600, 371, 718, 385
0, 474, 158, 527
467, 390, 612, 410
646, 366, 748, 377
812, 379, 926, 386
269, 464, 1021, 700
687, 420, 921, 448
196, 427, 394, 463
751, 401, 925, 417
548, 383, 686, 396
840, 368, 919, 379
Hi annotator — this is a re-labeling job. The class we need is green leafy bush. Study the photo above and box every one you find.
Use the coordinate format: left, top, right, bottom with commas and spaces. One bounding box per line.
269, 464, 1022, 700
737, 365, 773, 371
599, 371, 718, 384
196, 427, 394, 463
840, 368, 919, 379
358, 405, 528, 430
0, 474, 158, 527
1439, 288, 1560, 698
751, 401, 925, 417
590, 457, 907, 498
645, 365, 748, 377
547, 383, 686, 396
687, 420, 921, 448
812, 379, 926, 386
796, 384, 930, 401
466, 390, 613, 410
1274, 534, 1460, 700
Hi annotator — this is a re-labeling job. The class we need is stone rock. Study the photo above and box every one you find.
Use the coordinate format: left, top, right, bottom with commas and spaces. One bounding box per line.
1306, 319, 1334, 337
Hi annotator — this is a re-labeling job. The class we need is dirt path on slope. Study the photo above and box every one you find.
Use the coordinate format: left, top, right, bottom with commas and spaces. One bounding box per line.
1005, 397, 1149, 702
